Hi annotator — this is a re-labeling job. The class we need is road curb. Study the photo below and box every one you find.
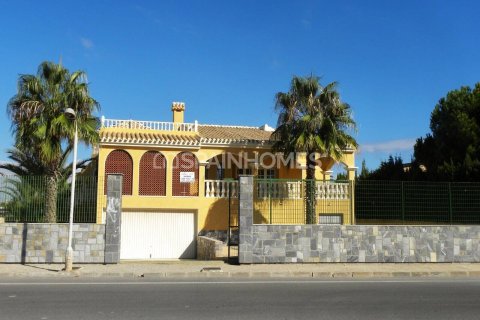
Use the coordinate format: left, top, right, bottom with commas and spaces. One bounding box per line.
2, 270, 480, 279
128, 271, 480, 278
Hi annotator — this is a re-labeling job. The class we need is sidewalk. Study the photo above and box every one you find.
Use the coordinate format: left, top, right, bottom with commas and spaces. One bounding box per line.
1, 261, 480, 278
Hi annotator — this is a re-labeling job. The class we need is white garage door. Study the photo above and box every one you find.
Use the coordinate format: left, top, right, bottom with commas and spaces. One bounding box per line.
120, 211, 196, 260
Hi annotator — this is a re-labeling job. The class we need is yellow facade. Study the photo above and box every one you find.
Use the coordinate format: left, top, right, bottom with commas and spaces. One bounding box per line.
96, 103, 357, 232
254, 199, 353, 225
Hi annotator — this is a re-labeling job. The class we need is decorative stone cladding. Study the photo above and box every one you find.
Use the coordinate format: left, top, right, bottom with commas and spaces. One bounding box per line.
0, 175, 123, 264
242, 225, 480, 263
238, 175, 480, 264
0, 223, 105, 263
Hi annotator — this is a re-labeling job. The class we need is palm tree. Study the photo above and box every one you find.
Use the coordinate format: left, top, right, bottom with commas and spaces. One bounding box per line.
0, 147, 94, 178
1, 175, 47, 222
0, 148, 47, 176
272, 75, 357, 224
7, 61, 99, 222
0, 148, 98, 222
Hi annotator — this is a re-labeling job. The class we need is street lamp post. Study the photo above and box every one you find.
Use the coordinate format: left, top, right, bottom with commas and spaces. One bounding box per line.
65, 108, 77, 272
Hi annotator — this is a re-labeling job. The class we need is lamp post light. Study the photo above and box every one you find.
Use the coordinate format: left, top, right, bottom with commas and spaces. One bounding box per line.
64, 107, 77, 272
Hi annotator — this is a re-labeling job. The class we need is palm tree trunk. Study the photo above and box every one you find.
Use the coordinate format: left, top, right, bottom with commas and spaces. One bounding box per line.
305, 152, 316, 224
44, 175, 58, 223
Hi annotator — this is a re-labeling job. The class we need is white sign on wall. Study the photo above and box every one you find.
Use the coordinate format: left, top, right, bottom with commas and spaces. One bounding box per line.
180, 172, 195, 183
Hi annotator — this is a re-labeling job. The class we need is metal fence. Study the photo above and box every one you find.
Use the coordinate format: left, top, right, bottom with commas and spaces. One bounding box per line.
227, 186, 239, 263
253, 179, 353, 225
0, 175, 103, 223
355, 180, 480, 225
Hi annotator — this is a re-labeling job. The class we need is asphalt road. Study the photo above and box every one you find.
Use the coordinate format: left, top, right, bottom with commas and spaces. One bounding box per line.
1, 278, 480, 320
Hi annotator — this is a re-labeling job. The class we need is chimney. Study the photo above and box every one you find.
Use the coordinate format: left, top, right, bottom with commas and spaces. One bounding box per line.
172, 101, 185, 123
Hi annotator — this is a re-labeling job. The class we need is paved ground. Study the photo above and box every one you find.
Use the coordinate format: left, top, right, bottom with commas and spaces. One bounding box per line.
1, 261, 480, 278
1, 278, 480, 319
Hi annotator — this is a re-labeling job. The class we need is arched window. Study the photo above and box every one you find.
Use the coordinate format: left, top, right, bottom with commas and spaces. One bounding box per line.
205, 154, 226, 180
139, 151, 166, 196
172, 152, 199, 196
104, 149, 133, 195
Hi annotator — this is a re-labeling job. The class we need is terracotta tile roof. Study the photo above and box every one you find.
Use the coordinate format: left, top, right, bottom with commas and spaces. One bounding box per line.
198, 125, 273, 144
99, 123, 275, 147
100, 130, 201, 146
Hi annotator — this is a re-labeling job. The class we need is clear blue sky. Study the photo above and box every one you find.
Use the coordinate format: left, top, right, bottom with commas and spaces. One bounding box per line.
1, 0, 479, 172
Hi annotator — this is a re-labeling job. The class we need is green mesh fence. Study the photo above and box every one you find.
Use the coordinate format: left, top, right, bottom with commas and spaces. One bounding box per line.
355, 180, 480, 225
253, 179, 353, 225
0, 175, 103, 223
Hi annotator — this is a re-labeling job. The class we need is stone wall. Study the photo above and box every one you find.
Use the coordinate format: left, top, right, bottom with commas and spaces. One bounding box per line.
238, 175, 480, 264
198, 230, 239, 244
0, 223, 105, 263
0, 175, 122, 264
198, 230, 228, 242
241, 225, 480, 263
196, 236, 227, 260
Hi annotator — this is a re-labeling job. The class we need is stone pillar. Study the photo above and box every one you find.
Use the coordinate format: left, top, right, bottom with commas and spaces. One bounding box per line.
347, 167, 357, 225
104, 174, 122, 264
347, 167, 357, 181
238, 175, 254, 264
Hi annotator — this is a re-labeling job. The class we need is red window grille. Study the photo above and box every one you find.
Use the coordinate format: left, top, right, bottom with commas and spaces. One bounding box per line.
172, 152, 199, 196
104, 149, 133, 195
139, 151, 166, 196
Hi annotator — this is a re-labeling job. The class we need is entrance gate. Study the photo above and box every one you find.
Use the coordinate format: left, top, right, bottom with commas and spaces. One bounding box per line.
227, 183, 239, 264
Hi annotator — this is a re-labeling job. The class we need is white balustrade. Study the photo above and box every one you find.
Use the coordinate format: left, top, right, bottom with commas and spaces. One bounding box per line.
255, 180, 349, 200
286, 181, 302, 199
205, 179, 348, 199
256, 181, 302, 199
101, 118, 198, 132
204, 180, 238, 198
315, 182, 350, 200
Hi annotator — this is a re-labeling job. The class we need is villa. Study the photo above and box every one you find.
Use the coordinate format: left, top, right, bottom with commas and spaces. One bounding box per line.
95, 102, 356, 260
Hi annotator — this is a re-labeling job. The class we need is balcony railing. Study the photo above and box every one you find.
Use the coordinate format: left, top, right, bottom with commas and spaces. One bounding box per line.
256, 180, 350, 200
205, 180, 238, 198
257, 181, 303, 199
316, 182, 350, 200
205, 180, 350, 199
101, 117, 198, 132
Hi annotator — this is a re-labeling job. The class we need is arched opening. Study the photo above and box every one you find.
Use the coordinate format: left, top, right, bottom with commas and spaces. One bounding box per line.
172, 152, 199, 196
139, 151, 166, 196
332, 162, 349, 181
104, 149, 133, 195
205, 154, 226, 180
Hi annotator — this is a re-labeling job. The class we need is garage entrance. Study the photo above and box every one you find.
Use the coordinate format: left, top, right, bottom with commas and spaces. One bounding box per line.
120, 211, 196, 260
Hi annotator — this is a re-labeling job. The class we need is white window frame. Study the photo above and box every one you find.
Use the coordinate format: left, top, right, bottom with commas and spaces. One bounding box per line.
258, 168, 276, 179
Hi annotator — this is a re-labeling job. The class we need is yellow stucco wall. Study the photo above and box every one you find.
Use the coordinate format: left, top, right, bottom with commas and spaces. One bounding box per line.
254, 199, 353, 225
97, 143, 296, 231
96, 127, 356, 230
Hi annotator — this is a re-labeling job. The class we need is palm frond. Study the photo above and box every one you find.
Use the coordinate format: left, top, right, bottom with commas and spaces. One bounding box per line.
272, 76, 358, 162
6, 61, 100, 177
